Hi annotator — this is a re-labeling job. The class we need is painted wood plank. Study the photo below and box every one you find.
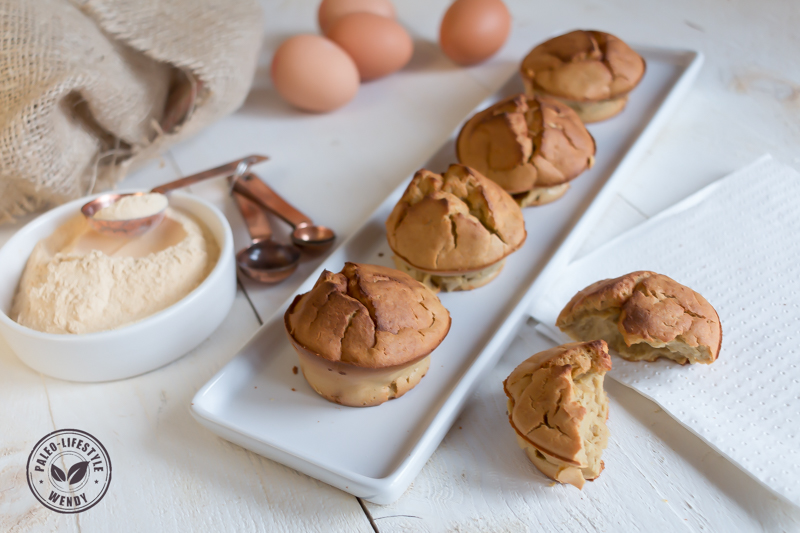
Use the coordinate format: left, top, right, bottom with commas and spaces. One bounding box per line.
2, 0, 800, 530
0, 333, 78, 533
32, 291, 373, 533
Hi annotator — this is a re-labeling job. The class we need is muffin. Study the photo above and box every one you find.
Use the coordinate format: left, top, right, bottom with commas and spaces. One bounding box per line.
557, 271, 722, 365
520, 30, 646, 123
456, 94, 595, 207
284, 262, 451, 407
385, 164, 526, 292
504, 340, 611, 489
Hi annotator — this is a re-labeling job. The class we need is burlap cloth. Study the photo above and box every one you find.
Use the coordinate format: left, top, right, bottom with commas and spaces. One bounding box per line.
0, 0, 263, 223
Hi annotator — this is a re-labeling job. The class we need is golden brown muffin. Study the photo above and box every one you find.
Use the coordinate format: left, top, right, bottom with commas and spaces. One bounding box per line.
456, 94, 595, 207
557, 271, 722, 365
284, 262, 451, 406
520, 30, 646, 123
504, 340, 611, 489
385, 164, 526, 292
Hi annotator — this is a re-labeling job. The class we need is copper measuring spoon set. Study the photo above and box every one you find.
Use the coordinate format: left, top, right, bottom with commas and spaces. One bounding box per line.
231, 172, 336, 283
82, 154, 334, 284
231, 189, 301, 284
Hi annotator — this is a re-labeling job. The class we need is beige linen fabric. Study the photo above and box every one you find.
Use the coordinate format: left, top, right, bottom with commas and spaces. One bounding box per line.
0, 0, 262, 223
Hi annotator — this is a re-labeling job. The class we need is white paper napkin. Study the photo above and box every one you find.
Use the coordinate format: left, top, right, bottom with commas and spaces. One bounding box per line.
530, 155, 800, 506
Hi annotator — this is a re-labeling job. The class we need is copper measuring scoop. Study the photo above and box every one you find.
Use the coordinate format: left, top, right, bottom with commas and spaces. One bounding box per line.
232, 173, 336, 251
81, 155, 269, 237
232, 190, 301, 283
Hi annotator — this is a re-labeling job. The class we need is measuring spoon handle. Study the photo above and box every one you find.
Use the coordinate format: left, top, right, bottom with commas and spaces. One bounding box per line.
232, 191, 272, 243
232, 173, 312, 229
151, 155, 269, 194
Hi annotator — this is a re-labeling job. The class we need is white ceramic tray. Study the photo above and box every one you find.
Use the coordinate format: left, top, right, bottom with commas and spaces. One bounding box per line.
191, 46, 703, 504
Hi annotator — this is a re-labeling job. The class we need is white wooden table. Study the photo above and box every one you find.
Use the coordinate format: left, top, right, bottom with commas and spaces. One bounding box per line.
3, 1, 800, 531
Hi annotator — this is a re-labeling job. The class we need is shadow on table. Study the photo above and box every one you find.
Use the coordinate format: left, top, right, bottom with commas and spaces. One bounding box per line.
402, 39, 459, 74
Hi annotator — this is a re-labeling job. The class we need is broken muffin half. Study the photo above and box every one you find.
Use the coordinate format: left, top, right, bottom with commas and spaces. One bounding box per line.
557, 271, 722, 365
504, 340, 612, 489
284, 262, 451, 407
385, 164, 526, 292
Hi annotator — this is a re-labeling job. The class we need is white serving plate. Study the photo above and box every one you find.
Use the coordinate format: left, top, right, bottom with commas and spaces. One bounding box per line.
191, 47, 703, 504
0, 191, 236, 382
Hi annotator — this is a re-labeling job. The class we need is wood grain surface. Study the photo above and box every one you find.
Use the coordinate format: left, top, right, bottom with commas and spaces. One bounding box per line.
2, 0, 800, 531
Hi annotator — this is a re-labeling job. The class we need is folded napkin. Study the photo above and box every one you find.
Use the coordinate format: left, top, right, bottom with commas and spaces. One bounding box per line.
530, 156, 800, 506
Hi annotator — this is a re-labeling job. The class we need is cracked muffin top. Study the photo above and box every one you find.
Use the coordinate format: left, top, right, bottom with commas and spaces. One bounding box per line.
557, 271, 722, 364
284, 263, 451, 368
456, 94, 595, 195
504, 340, 611, 467
385, 164, 526, 273
520, 30, 645, 103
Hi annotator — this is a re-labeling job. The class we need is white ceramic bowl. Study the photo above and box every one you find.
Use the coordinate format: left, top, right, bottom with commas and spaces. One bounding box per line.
0, 191, 236, 382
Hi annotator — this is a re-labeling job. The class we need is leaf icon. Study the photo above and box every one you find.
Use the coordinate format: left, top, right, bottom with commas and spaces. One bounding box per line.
67, 461, 89, 485
51, 463, 66, 482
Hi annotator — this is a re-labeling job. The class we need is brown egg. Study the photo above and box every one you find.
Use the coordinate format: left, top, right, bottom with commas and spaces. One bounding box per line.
318, 0, 396, 36
439, 0, 511, 66
270, 35, 359, 113
328, 13, 413, 82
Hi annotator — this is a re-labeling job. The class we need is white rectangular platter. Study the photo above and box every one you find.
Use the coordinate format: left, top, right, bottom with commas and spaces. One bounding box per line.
191, 47, 703, 505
